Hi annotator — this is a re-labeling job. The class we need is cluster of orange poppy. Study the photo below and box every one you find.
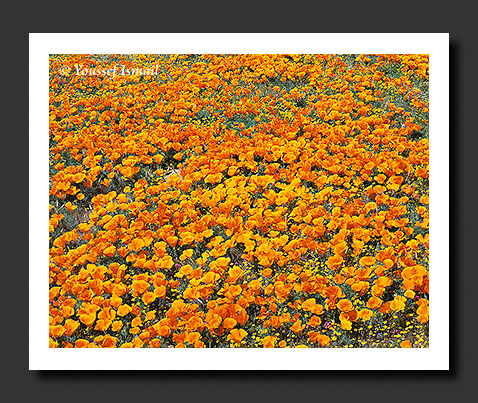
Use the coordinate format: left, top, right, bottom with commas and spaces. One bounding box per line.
49, 53, 428, 348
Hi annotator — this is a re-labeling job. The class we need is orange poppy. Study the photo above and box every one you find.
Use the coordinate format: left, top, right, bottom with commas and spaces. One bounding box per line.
64, 202, 77, 211
49, 325, 65, 337
359, 256, 376, 266
301, 298, 316, 312
390, 296, 406, 311
367, 296, 383, 310
326, 254, 344, 271
154, 285, 167, 298
111, 320, 123, 332
358, 309, 373, 321
317, 334, 330, 347
340, 319, 352, 330
142, 292, 157, 305
117, 304, 132, 317
75, 339, 89, 348
223, 318, 237, 330
129, 238, 145, 252
228, 328, 247, 343
63, 319, 79, 335
290, 320, 305, 333
337, 299, 353, 312
262, 335, 277, 348
79, 312, 96, 327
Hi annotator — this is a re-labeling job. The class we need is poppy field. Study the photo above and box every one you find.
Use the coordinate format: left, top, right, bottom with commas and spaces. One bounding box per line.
48, 53, 429, 348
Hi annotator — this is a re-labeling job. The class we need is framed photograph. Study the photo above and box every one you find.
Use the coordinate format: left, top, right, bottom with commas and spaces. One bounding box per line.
30, 33, 449, 370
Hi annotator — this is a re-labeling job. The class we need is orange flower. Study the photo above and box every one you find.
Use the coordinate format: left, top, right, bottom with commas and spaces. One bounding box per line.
50, 325, 65, 337
63, 319, 79, 335
227, 266, 244, 281
400, 340, 411, 348
417, 304, 429, 316
307, 315, 322, 327
290, 319, 305, 333
390, 296, 406, 311
79, 312, 96, 327
358, 309, 373, 321
158, 254, 174, 269
301, 298, 316, 312
158, 325, 171, 337
383, 259, 394, 269
183, 286, 200, 300
225, 284, 242, 299
131, 279, 150, 295
75, 339, 89, 348
367, 296, 383, 310
359, 256, 376, 266
166, 236, 178, 247
351, 281, 369, 296
180, 249, 194, 260
317, 334, 330, 347
340, 319, 352, 330
103, 245, 116, 257
228, 328, 247, 343
326, 254, 343, 271
130, 327, 140, 335
154, 285, 167, 298
94, 319, 109, 332
129, 238, 145, 252
186, 332, 201, 345
262, 268, 272, 278
378, 302, 392, 314
186, 316, 204, 331
223, 318, 237, 330
216, 257, 231, 268
374, 173, 387, 184
64, 202, 77, 211
375, 276, 393, 288
404, 289, 416, 299
181, 233, 195, 245
364, 161, 374, 171
334, 273, 346, 284
262, 335, 277, 348
102, 335, 118, 348
418, 315, 429, 324
337, 299, 353, 312
117, 304, 132, 316
142, 292, 157, 305
387, 175, 404, 191
111, 320, 123, 332
206, 313, 222, 329
371, 285, 385, 297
